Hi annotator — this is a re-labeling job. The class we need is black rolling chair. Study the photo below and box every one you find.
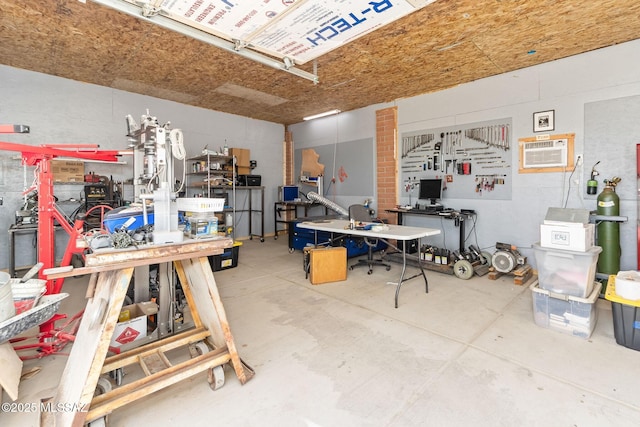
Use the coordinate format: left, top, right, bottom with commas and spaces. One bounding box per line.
348, 204, 391, 275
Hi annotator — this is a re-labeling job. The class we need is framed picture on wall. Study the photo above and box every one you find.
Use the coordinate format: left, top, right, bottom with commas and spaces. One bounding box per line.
533, 110, 555, 132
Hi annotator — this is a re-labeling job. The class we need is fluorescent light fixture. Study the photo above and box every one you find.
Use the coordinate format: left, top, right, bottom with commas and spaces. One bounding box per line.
303, 109, 341, 121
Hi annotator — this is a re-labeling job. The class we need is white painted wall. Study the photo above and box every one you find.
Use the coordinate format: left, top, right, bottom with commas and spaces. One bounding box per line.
290, 39, 640, 270
0, 66, 284, 270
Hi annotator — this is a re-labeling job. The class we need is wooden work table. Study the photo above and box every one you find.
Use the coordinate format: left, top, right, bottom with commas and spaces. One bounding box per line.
41, 237, 254, 427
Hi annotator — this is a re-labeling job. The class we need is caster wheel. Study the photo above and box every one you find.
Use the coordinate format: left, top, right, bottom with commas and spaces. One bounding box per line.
189, 341, 210, 358
385, 265, 391, 271
349, 266, 354, 270
94, 377, 112, 397
208, 365, 226, 390
88, 417, 107, 427
274, 235, 278, 240
109, 368, 123, 386
260, 238, 264, 242
250, 236, 253, 240
288, 247, 295, 254
367, 270, 373, 275
454, 259, 474, 280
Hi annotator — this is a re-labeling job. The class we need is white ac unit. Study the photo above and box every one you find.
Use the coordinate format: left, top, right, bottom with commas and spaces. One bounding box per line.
522, 139, 568, 168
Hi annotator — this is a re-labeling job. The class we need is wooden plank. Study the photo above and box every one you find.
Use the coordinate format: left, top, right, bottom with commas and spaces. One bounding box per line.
46, 268, 134, 427
174, 262, 204, 329
140, 351, 170, 376
513, 264, 532, 276
489, 264, 535, 285
85, 239, 233, 267
0, 342, 23, 401
88, 349, 231, 423
102, 327, 209, 373
177, 257, 254, 384
45, 245, 227, 279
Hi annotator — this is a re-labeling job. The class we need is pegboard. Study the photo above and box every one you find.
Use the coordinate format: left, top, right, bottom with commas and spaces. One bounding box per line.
400, 118, 513, 202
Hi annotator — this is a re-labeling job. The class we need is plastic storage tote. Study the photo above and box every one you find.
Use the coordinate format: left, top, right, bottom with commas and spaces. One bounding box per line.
532, 243, 601, 298
605, 275, 640, 351
530, 280, 600, 339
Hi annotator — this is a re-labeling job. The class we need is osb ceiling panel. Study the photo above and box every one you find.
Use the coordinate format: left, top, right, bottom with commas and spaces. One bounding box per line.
1, 0, 640, 125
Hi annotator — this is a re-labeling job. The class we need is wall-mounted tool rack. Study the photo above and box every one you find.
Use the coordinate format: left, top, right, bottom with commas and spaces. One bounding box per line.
400, 118, 513, 201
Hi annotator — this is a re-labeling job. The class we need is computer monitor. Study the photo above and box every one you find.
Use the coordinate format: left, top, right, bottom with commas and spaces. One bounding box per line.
418, 178, 442, 206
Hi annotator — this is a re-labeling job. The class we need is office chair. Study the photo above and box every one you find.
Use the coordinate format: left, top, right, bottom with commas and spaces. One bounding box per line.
348, 204, 391, 275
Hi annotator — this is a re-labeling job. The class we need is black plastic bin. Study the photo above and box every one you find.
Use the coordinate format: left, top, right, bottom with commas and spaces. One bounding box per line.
209, 242, 240, 271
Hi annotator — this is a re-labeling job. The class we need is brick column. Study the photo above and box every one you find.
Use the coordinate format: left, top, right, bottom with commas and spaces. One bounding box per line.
284, 128, 294, 185
375, 107, 398, 225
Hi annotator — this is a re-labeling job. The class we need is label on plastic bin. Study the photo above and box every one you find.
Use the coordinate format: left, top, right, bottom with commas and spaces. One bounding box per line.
634, 321, 640, 330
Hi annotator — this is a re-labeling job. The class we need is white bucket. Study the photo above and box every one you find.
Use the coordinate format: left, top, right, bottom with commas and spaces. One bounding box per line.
11, 278, 47, 314
0, 271, 15, 322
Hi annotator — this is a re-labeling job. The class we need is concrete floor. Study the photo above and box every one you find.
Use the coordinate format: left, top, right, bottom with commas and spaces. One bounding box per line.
3, 237, 640, 427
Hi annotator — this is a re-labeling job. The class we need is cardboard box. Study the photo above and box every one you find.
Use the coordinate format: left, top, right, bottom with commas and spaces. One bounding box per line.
110, 301, 158, 348
230, 148, 250, 167
540, 223, 595, 252
230, 148, 250, 175
309, 246, 347, 285
51, 160, 84, 182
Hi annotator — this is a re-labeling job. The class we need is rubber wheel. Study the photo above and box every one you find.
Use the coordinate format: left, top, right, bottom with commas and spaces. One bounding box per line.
454, 259, 474, 280
289, 247, 295, 254
275, 235, 278, 240
88, 417, 107, 427
109, 368, 123, 386
189, 341, 210, 358
385, 265, 391, 271
208, 365, 226, 391
94, 377, 112, 396
480, 251, 493, 266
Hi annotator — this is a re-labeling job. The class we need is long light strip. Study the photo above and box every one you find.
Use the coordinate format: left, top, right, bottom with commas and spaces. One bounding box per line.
89, 0, 319, 83
303, 109, 341, 121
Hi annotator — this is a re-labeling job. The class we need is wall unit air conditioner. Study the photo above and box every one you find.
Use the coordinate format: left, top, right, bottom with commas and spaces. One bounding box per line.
522, 138, 569, 168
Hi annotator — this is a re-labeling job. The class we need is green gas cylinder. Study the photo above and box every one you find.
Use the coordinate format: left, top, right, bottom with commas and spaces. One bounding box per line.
596, 178, 621, 288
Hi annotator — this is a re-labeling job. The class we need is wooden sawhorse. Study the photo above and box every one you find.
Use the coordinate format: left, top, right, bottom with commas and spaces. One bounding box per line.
41, 238, 254, 427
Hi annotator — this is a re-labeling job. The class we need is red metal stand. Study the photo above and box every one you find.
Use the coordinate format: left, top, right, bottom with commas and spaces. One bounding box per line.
1, 128, 124, 357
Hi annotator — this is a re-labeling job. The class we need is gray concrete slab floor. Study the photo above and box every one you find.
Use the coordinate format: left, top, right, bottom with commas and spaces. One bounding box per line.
2, 237, 639, 426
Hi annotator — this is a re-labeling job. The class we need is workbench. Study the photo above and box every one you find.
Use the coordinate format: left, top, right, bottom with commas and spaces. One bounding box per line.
297, 219, 440, 308
41, 238, 254, 426
386, 208, 473, 252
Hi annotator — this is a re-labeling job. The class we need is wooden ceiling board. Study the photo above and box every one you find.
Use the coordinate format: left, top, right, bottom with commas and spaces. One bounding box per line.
1, 0, 640, 125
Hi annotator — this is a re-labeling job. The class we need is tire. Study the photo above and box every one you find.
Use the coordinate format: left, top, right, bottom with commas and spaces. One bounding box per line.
480, 251, 493, 266
453, 260, 474, 280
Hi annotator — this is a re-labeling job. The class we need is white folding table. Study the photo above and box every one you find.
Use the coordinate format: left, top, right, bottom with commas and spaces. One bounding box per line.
297, 219, 441, 307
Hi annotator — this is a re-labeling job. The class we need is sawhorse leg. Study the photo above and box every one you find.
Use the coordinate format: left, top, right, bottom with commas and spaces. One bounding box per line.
174, 257, 254, 384
44, 268, 134, 427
